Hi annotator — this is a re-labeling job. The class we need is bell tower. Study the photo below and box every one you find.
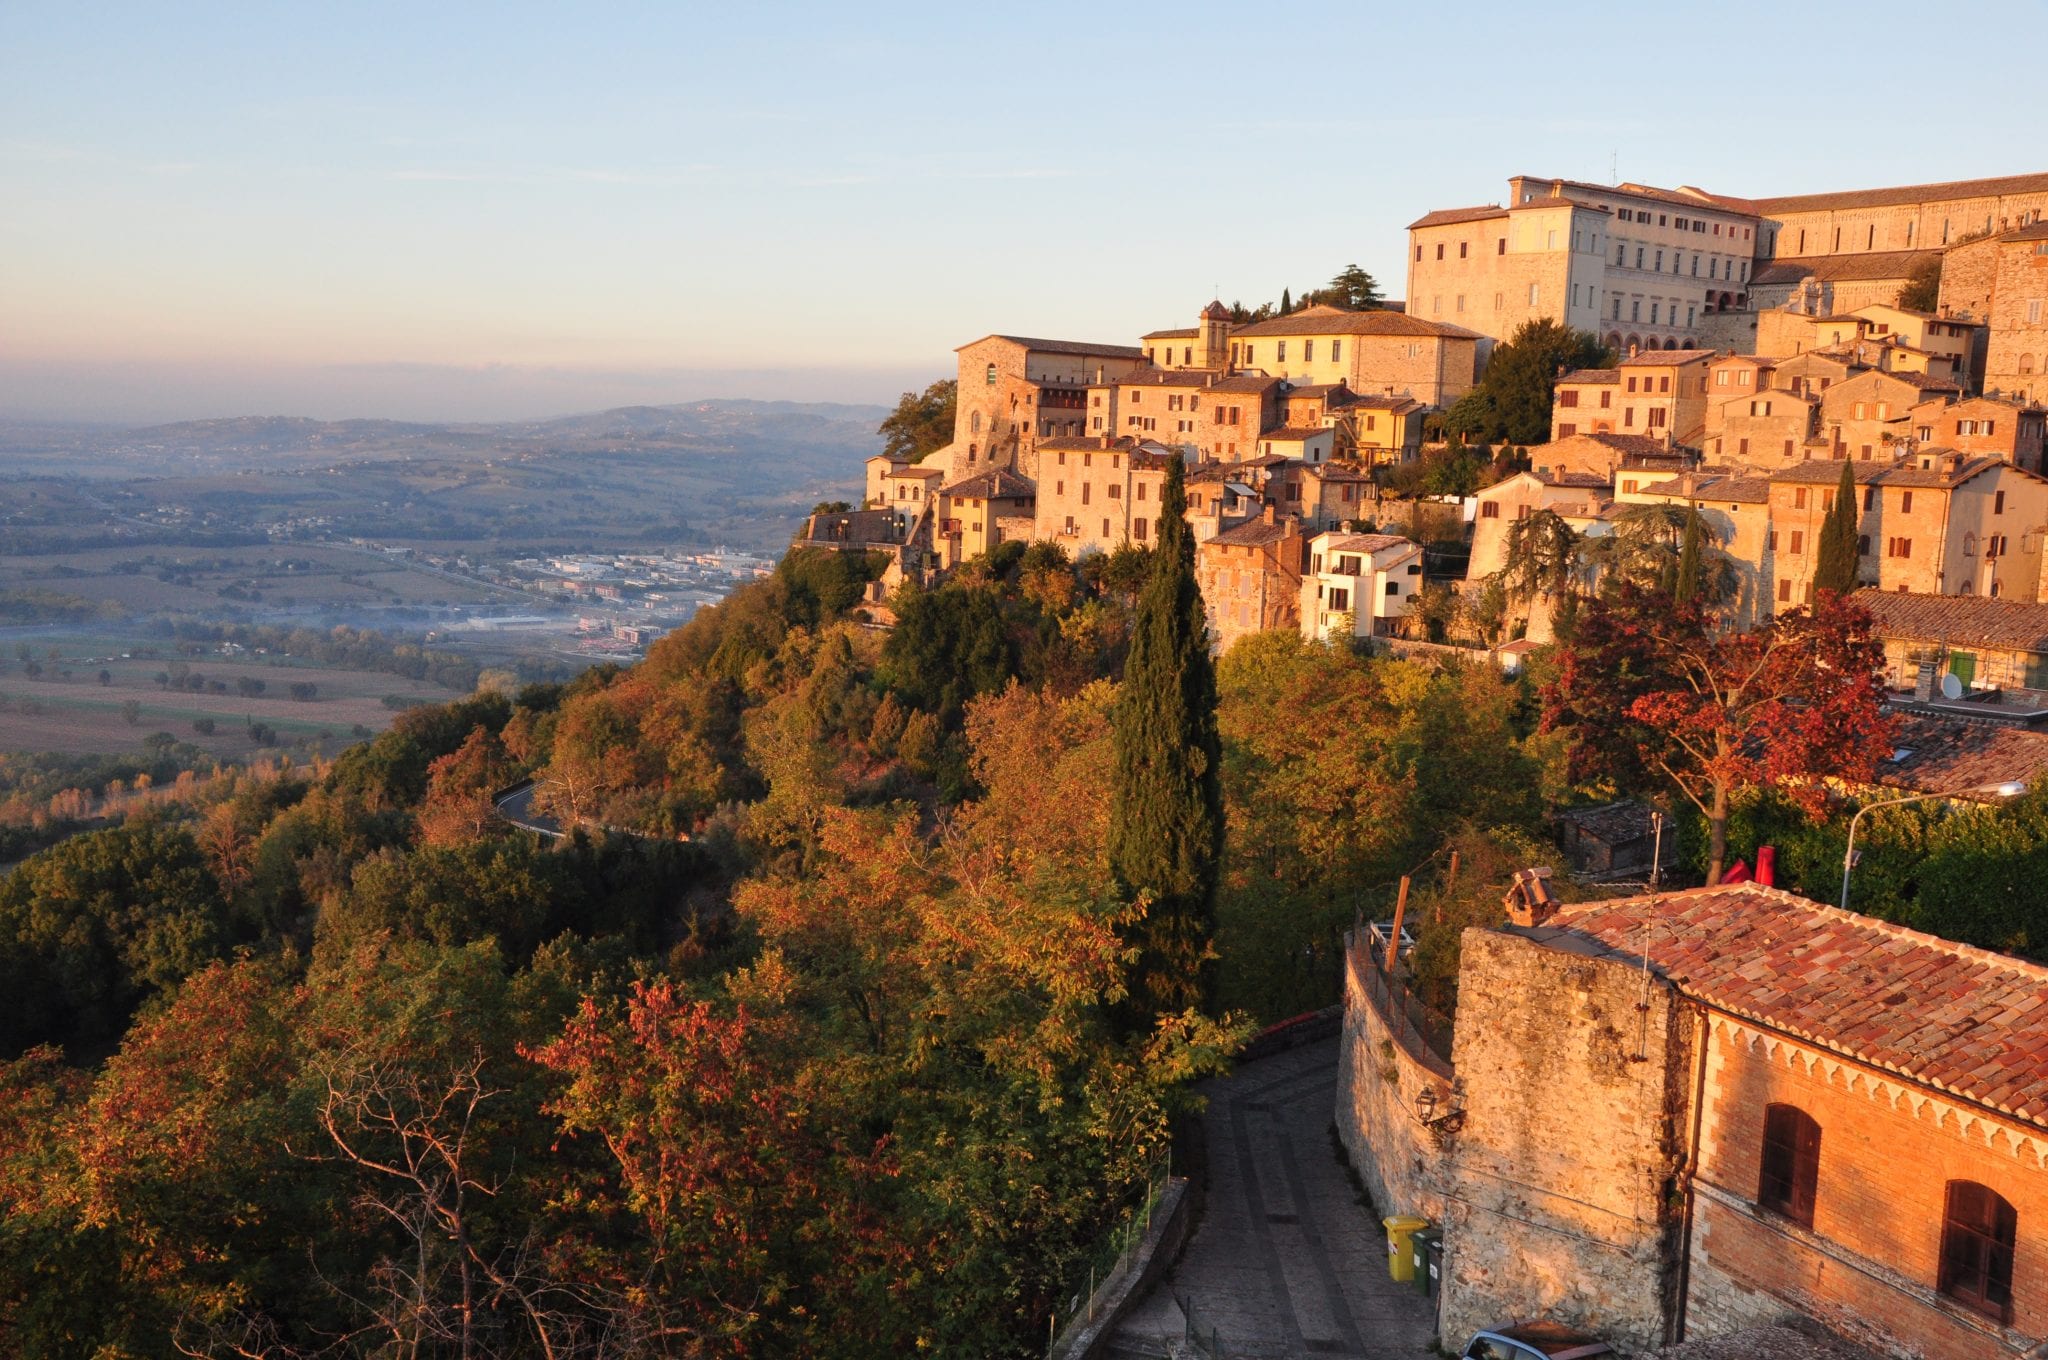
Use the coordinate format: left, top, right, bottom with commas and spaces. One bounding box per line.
1198, 299, 1231, 371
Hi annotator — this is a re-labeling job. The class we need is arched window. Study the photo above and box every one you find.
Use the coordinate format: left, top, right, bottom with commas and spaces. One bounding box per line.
985, 363, 997, 386
970, 411, 982, 434
966, 443, 977, 463
1606, 332, 1624, 351
1963, 531, 1977, 557
1757, 1104, 1820, 1228
1940, 1180, 2017, 1323
1664, 337, 1679, 351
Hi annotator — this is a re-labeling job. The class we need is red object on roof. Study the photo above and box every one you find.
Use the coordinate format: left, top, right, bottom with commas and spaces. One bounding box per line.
1719, 859, 1751, 884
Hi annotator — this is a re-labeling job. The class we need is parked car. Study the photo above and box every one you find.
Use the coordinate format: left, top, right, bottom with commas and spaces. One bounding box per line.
1460, 1321, 1617, 1360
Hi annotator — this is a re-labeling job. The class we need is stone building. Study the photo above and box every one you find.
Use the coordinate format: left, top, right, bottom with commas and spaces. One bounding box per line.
1333, 393, 1427, 465
932, 467, 1034, 571
1468, 469, 1613, 579
1764, 452, 2048, 608
948, 334, 1149, 482
1620, 471, 1775, 626
1817, 369, 1962, 462
1406, 176, 1762, 351
863, 454, 947, 528
1194, 508, 1305, 654
1226, 306, 1485, 407
1745, 171, 2048, 264
1029, 436, 1182, 558
1908, 395, 2047, 474
1977, 225, 2048, 404
1550, 367, 1619, 438
1338, 881, 2048, 1358
1615, 349, 1715, 447
1299, 531, 1422, 643
1705, 384, 1820, 468
1853, 588, 2048, 692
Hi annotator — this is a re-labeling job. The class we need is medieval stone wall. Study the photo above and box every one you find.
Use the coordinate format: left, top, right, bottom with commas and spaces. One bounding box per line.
1436, 928, 1696, 1355
1332, 938, 1453, 1227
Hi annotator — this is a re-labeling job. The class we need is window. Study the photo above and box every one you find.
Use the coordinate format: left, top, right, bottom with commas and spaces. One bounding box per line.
1459, 241, 1468, 258
1529, 282, 1540, 305
1863, 488, 1874, 510
1081, 483, 1091, 505
1558, 423, 1577, 437
1778, 579, 1792, 602
1858, 534, 1870, 555
1435, 243, 1444, 260
985, 363, 997, 386
1278, 341, 1287, 362
1107, 483, 1121, 499
1887, 536, 1913, 559
1328, 588, 1350, 611
1789, 530, 1804, 555
1481, 501, 1500, 519
1304, 340, 1314, 360
1133, 518, 1148, 541
1332, 340, 1341, 362
1757, 1105, 1820, 1228
1415, 245, 1422, 262
1996, 489, 2006, 514
1497, 237, 1506, 255
1940, 1181, 2016, 1323
1794, 487, 1808, 509
1901, 491, 1913, 513
1386, 580, 1400, 596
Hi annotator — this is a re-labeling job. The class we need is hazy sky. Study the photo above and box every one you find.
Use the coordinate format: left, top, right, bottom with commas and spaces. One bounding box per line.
5, 2, 2046, 423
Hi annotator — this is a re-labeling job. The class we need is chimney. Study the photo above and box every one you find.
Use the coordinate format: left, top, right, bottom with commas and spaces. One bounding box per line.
1263, 502, 1277, 525
1503, 867, 1560, 927
1915, 659, 1938, 701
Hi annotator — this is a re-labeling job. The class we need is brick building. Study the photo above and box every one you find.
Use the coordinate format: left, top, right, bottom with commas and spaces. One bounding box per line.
1340, 882, 2048, 1358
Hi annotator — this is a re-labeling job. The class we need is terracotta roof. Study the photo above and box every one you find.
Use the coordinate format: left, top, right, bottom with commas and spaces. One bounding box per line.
1854, 588, 2048, 653
939, 468, 1036, 499
962, 334, 1147, 359
1304, 463, 1371, 483
1206, 517, 1299, 548
1343, 394, 1425, 411
1532, 470, 1614, 489
1750, 171, 2048, 216
885, 464, 946, 479
1408, 204, 1508, 230
1523, 883, 2048, 1129
1878, 713, 2048, 797
1558, 367, 1619, 385
1318, 533, 1414, 555
1115, 367, 1223, 388
1208, 374, 1287, 394
1231, 311, 1484, 341
1769, 454, 2007, 489
1261, 426, 1333, 441
1620, 349, 1717, 366
1201, 299, 1232, 320
1753, 250, 1942, 287
1286, 383, 1350, 398
1142, 327, 1199, 340
2003, 222, 2048, 244
1510, 176, 1755, 215
1635, 473, 1770, 504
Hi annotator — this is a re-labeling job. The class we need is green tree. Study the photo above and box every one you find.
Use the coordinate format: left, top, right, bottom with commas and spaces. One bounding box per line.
1814, 458, 1861, 598
1324, 264, 1382, 310
1443, 318, 1614, 445
1279, 287, 1293, 315
877, 378, 958, 463
1674, 505, 1704, 604
1107, 457, 1223, 1015
1898, 254, 1942, 312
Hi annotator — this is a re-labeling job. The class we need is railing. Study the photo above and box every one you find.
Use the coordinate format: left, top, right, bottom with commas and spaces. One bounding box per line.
1348, 931, 1456, 1073
1044, 1153, 1173, 1356
1179, 1293, 1226, 1358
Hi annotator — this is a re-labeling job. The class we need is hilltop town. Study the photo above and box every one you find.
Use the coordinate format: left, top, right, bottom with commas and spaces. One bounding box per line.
805, 168, 2048, 1360
820, 169, 2048, 665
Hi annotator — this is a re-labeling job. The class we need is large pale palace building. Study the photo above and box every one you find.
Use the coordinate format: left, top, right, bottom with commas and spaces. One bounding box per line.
1409, 171, 2048, 355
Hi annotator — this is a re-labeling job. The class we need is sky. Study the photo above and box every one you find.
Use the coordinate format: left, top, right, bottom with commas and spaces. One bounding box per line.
5, 1, 2047, 424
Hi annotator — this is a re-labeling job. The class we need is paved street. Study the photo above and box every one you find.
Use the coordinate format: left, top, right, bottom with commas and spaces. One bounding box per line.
1112, 1038, 1440, 1359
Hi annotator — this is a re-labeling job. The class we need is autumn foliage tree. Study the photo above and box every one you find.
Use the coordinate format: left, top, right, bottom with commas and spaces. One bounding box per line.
1544, 585, 1894, 884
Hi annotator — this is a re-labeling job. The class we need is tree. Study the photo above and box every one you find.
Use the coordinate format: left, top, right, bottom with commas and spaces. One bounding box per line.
287, 681, 318, 702
1107, 457, 1223, 1015
1443, 319, 1614, 445
1814, 458, 1861, 598
1674, 506, 1704, 605
1495, 508, 1581, 611
120, 699, 142, 726
1898, 254, 1942, 312
1543, 586, 1894, 884
236, 676, 267, 698
1318, 264, 1382, 311
876, 378, 957, 463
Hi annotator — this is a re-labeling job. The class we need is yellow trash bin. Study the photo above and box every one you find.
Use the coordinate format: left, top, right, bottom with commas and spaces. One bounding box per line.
1383, 1215, 1428, 1282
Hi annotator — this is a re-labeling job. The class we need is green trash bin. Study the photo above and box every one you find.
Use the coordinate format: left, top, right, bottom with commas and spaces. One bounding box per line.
1410, 1227, 1444, 1298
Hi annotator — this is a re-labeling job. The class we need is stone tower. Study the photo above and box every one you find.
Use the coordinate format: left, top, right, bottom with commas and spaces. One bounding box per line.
1198, 299, 1232, 371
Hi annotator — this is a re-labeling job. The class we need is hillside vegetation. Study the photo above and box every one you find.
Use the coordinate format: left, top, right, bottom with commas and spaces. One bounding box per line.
0, 534, 1558, 1358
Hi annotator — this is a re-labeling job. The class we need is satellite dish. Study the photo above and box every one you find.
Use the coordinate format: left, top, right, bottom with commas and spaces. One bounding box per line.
1941, 672, 1965, 700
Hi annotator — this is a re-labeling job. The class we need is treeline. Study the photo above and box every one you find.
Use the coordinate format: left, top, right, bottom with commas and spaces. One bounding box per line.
0, 587, 125, 625
147, 618, 570, 691
0, 528, 1565, 1357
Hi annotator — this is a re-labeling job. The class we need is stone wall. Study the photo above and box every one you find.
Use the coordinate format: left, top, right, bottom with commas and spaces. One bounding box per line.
1436, 928, 1697, 1355
1333, 937, 1453, 1227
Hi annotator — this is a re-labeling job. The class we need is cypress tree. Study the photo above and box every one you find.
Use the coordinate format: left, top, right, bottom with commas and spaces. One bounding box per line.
1107, 456, 1223, 1017
1674, 505, 1704, 605
1279, 287, 1293, 315
1814, 458, 1861, 599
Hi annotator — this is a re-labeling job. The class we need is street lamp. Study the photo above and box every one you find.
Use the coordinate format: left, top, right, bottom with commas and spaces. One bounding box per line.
1840, 781, 2028, 911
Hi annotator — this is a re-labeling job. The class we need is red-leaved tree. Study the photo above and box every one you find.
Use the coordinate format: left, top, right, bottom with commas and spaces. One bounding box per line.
1543, 585, 1894, 884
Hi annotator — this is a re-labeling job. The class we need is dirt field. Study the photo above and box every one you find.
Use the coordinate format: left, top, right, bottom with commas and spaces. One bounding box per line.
0, 645, 458, 758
